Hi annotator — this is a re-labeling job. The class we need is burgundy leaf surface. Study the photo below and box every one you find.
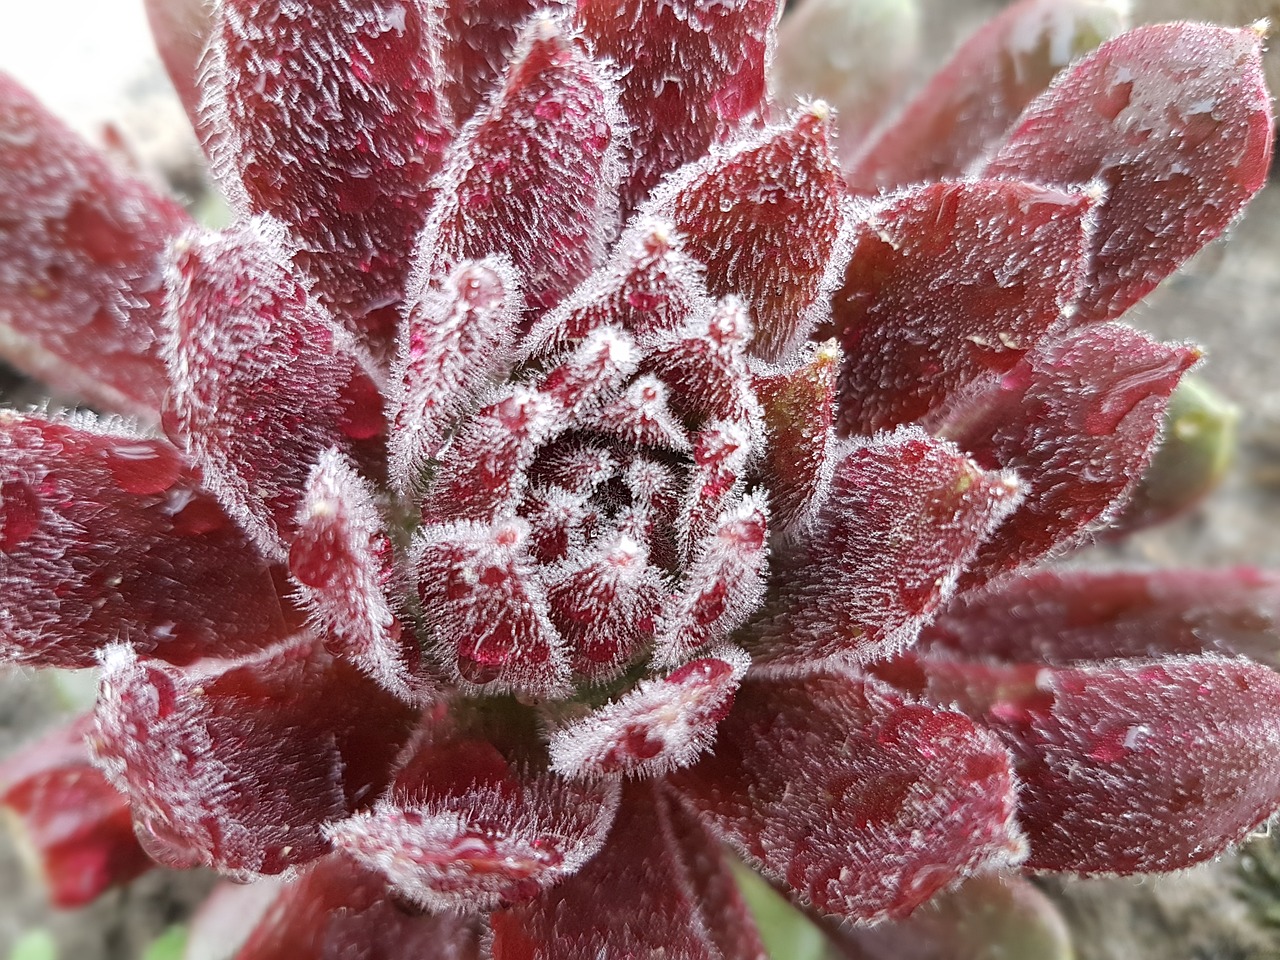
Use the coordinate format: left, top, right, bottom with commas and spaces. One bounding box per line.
1, 411, 290, 668
668, 675, 1023, 924
0, 716, 152, 908
895, 654, 1280, 874
831, 179, 1092, 436
0, 74, 191, 419
411, 17, 621, 318
236, 857, 483, 960
205, 0, 452, 335
490, 782, 768, 960
980, 23, 1274, 324
939, 324, 1197, 588
577, 0, 777, 212
91, 639, 417, 878
922, 567, 1280, 668
651, 105, 849, 363
164, 219, 386, 560
750, 426, 1021, 669
847, 0, 1126, 191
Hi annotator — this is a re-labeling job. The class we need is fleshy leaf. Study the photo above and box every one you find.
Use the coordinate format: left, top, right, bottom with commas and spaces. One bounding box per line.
754, 340, 839, 535
921, 567, 1280, 669
847, 0, 1128, 190
979, 22, 1274, 324
749, 427, 1022, 670
546, 530, 664, 680
655, 496, 769, 667
390, 257, 522, 493
650, 105, 850, 363
0, 74, 192, 420
204, 0, 452, 334
164, 218, 387, 560
0, 715, 153, 908
91, 639, 417, 878
577, 0, 778, 211
490, 782, 768, 960
831, 179, 1093, 436
235, 857, 483, 960
411, 15, 622, 317
549, 651, 749, 779
290, 450, 435, 704
440, 0, 569, 122
327, 772, 619, 911
520, 218, 713, 359
1, 411, 290, 668
899, 654, 1280, 874
938, 324, 1198, 588
667, 675, 1024, 925
414, 517, 570, 695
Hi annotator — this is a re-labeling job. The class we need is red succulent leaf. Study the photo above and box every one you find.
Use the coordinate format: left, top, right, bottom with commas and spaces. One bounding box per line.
656, 496, 769, 667
846, 0, 1127, 191
897, 654, 1280, 875
643, 296, 760, 434
0, 715, 152, 908
90, 638, 417, 878
522, 218, 713, 358
164, 218, 387, 560
143, 0, 213, 136
649, 104, 851, 363
830, 179, 1093, 436
290, 449, 436, 704
414, 517, 570, 695
577, 0, 777, 212
979, 23, 1274, 324
490, 781, 768, 960
546, 529, 665, 680
592, 376, 692, 454
390, 257, 522, 492
668, 674, 1024, 925
327, 771, 619, 911
204, 0, 452, 336
938, 324, 1198, 589
440, 0, 570, 123
235, 857, 484, 960
549, 650, 748, 779
754, 340, 839, 536
749, 427, 1022, 670
922, 567, 1280, 668
677, 420, 752, 564
412, 15, 622, 318
0, 74, 191, 420
0, 411, 290, 668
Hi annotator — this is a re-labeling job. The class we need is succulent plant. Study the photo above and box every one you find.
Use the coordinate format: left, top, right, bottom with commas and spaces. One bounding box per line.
1, 0, 1279, 957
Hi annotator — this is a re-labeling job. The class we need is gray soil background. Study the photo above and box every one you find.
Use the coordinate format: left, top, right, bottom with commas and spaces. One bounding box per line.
2, 0, 1280, 957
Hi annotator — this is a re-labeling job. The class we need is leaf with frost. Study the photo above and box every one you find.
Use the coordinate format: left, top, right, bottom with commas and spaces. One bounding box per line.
550, 651, 749, 778
750, 426, 1023, 670
328, 773, 619, 911
91, 640, 417, 878
491, 783, 768, 960
979, 22, 1274, 324
0, 411, 289, 668
647, 105, 852, 363
164, 218, 387, 559
410, 15, 624, 317
0, 74, 191, 420
203, 0, 452, 334
668, 675, 1025, 925
893, 653, 1280, 874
